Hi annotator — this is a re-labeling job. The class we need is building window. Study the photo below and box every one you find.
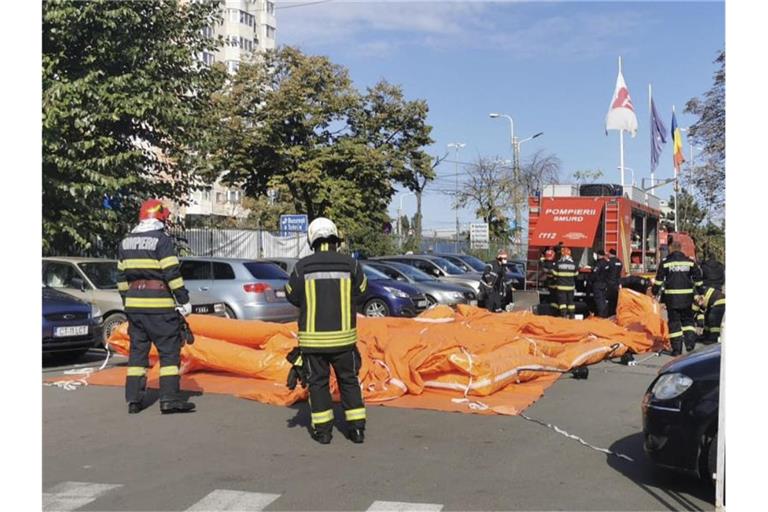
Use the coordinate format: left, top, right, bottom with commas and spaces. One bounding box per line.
216, 192, 225, 204
202, 52, 215, 67
228, 8, 239, 23
201, 25, 213, 39
266, 26, 276, 39
227, 190, 241, 203
226, 60, 240, 74
266, 1, 275, 15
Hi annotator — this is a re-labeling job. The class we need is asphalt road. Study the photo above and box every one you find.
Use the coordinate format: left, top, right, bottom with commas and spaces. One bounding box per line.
42, 294, 714, 512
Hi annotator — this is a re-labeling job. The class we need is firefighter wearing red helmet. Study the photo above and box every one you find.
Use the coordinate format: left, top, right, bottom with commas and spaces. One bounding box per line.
553, 246, 578, 319
115, 199, 195, 415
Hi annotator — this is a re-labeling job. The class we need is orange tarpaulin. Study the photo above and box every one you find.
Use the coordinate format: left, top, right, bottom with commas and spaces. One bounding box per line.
91, 289, 668, 415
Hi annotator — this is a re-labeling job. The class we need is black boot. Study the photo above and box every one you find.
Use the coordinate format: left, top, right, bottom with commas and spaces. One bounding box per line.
160, 400, 196, 414
128, 402, 143, 414
312, 429, 332, 444
348, 428, 365, 444
670, 340, 683, 356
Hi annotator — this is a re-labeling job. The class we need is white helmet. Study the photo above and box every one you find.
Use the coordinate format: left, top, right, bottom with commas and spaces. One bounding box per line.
307, 217, 340, 247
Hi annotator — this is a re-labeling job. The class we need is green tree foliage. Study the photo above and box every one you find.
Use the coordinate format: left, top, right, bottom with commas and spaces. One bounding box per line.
207, 46, 434, 256
43, 0, 225, 255
684, 51, 725, 217
455, 157, 515, 241
665, 191, 725, 262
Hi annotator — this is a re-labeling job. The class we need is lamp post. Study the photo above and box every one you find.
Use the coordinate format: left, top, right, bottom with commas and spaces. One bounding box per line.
397, 192, 415, 250
447, 142, 466, 252
489, 112, 542, 250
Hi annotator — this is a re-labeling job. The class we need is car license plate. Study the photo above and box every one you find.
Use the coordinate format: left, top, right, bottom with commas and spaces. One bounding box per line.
275, 290, 286, 298
470, 300, 478, 306
193, 305, 211, 314
54, 325, 88, 337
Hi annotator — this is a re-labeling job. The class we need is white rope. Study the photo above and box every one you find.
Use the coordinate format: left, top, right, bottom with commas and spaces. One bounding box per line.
44, 341, 112, 391
519, 412, 634, 462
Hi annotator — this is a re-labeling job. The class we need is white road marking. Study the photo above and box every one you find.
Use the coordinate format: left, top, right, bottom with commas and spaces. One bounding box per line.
186, 490, 281, 511
367, 501, 444, 511
43, 481, 122, 511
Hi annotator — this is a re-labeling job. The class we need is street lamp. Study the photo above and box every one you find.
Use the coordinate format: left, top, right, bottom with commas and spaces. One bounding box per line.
397, 192, 415, 249
489, 112, 543, 248
447, 142, 466, 252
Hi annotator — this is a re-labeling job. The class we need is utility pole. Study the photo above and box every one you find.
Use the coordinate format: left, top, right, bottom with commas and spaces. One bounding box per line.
447, 143, 465, 252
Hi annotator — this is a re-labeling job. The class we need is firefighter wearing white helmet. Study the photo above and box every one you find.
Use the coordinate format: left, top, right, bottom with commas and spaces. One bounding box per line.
284, 217, 368, 444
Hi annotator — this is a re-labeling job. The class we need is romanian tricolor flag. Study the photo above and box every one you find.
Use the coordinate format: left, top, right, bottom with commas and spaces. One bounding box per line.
671, 109, 685, 174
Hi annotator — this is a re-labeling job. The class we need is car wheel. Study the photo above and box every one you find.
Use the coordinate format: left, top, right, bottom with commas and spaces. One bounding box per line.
223, 305, 237, 319
102, 312, 127, 346
364, 298, 390, 317
425, 295, 438, 307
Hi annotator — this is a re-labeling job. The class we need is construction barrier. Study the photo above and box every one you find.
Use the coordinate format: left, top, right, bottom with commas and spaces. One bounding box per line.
89, 288, 668, 415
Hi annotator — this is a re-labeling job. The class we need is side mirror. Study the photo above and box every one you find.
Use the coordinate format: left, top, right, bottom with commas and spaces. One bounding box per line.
71, 277, 86, 292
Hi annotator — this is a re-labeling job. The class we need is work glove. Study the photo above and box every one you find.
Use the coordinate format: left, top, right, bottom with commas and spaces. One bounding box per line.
178, 313, 195, 346
176, 302, 192, 317
286, 347, 308, 390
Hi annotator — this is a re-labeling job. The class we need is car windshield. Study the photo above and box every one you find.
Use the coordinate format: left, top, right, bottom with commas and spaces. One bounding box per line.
363, 266, 390, 281
428, 256, 466, 275
78, 262, 119, 289
458, 255, 487, 272
384, 261, 437, 282
244, 262, 289, 280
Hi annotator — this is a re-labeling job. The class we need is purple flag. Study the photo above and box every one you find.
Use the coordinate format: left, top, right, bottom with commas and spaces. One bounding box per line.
650, 97, 667, 173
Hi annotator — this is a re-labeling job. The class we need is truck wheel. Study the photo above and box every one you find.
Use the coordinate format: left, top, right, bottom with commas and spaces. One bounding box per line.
102, 313, 127, 347
364, 298, 390, 317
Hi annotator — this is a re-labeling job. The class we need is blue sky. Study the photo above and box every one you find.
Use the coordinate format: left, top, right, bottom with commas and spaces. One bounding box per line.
276, 0, 725, 232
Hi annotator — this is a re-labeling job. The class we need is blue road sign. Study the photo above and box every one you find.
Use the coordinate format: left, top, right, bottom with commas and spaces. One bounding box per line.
279, 214, 308, 236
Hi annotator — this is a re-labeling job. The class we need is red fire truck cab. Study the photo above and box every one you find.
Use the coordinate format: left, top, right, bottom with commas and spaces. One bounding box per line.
526, 183, 694, 308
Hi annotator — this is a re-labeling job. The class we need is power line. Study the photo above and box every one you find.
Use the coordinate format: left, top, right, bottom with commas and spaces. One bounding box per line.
275, 0, 334, 9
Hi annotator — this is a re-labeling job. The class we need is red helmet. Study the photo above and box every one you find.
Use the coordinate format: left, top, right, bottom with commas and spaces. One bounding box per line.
139, 199, 170, 222
544, 249, 555, 261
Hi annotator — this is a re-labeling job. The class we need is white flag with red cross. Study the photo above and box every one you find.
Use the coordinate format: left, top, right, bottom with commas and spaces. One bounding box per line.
605, 68, 638, 137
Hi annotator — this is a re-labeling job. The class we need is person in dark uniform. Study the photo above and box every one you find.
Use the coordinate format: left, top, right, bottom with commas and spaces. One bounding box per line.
621, 275, 652, 295
606, 249, 623, 315
652, 241, 704, 355
590, 249, 611, 318
116, 199, 195, 414
284, 217, 368, 444
539, 248, 557, 312
553, 247, 578, 319
700, 251, 725, 292
696, 287, 726, 344
481, 250, 508, 312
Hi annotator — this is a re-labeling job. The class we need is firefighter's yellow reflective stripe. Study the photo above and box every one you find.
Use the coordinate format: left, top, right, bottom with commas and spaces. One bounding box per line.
705, 327, 722, 333
663, 261, 694, 268
320, 243, 329, 251
159, 256, 180, 269
125, 297, 176, 308
168, 277, 185, 290
567, 305, 576, 310
669, 331, 683, 338
345, 407, 366, 421
299, 328, 358, 339
696, 315, 705, 321
311, 409, 334, 425
340, 278, 351, 331
299, 329, 358, 347
552, 271, 578, 277
299, 338, 357, 349
359, 274, 368, 293
295, 355, 303, 366
117, 261, 125, 271
703, 287, 715, 307
692, 304, 701, 312
682, 326, 697, 332
285, 283, 292, 294
694, 281, 704, 287
554, 285, 575, 291
557, 304, 567, 309
653, 279, 664, 285
159, 365, 179, 377
117, 281, 129, 291
305, 279, 317, 332
712, 299, 726, 307
664, 289, 694, 294
121, 258, 162, 269
126, 366, 147, 377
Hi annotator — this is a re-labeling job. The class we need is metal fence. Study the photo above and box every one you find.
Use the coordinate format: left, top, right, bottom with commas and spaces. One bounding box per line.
417, 235, 527, 262
169, 228, 312, 259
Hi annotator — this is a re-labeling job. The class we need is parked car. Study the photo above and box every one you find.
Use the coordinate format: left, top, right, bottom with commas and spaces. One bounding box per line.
42, 257, 226, 344
501, 261, 526, 290
179, 257, 298, 322
360, 265, 428, 317
363, 261, 477, 307
642, 344, 721, 483
435, 253, 487, 273
263, 257, 299, 275
42, 286, 103, 359
372, 255, 483, 296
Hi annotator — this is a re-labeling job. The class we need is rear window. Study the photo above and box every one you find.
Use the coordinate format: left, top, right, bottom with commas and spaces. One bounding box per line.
180, 261, 212, 280
212, 262, 235, 280
244, 262, 289, 280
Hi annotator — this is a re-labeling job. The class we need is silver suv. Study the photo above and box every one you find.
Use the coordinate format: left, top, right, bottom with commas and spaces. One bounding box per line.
179, 257, 298, 322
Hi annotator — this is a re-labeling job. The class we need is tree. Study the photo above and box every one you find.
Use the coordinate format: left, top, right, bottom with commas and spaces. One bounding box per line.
572, 169, 604, 184
684, 51, 725, 218
207, 47, 434, 256
455, 157, 515, 240
43, 0, 225, 255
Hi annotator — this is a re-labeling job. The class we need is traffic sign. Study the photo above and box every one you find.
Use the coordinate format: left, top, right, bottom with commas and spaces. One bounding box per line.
470, 223, 489, 249
279, 214, 308, 236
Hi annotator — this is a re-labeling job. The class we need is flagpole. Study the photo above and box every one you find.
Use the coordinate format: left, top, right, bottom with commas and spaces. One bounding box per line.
649, 83, 655, 188
673, 105, 679, 232
619, 56, 625, 189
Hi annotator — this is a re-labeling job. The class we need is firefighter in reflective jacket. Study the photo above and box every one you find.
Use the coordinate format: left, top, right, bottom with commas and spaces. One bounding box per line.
652, 241, 704, 355
116, 199, 195, 415
284, 217, 368, 445
553, 247, 578, 319
695, 287, 726, 344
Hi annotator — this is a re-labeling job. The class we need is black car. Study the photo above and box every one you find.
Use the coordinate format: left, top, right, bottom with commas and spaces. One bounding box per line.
42, 286, 104, 359
642, 344, 721, 482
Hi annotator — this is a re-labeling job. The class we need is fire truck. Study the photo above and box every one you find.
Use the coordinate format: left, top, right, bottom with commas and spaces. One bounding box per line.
525, 183, 695, 311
